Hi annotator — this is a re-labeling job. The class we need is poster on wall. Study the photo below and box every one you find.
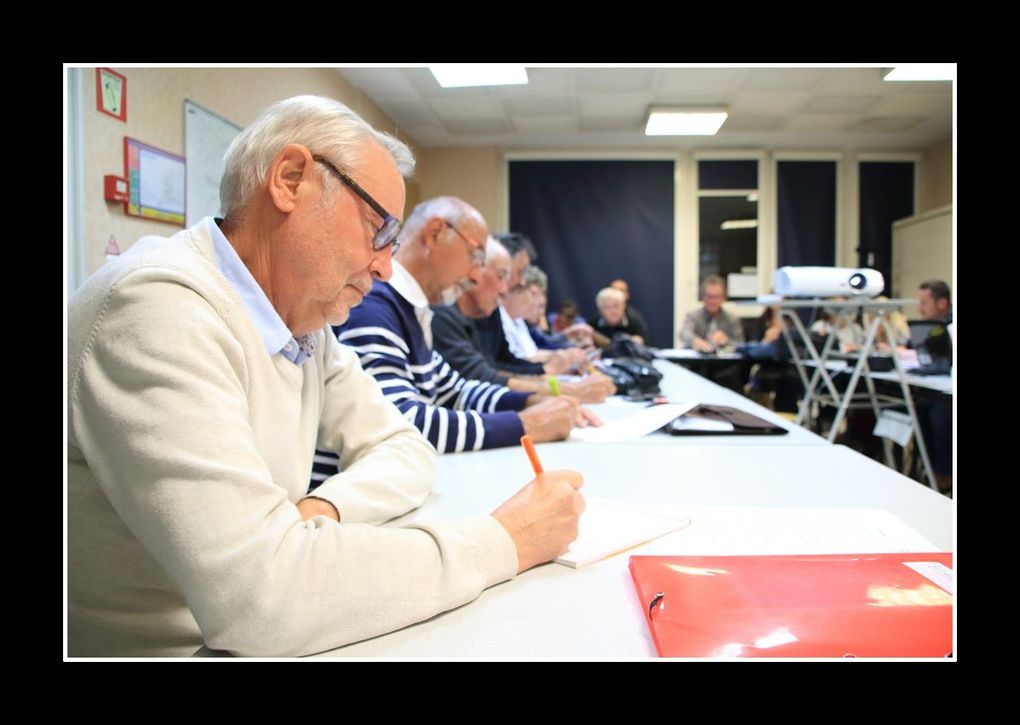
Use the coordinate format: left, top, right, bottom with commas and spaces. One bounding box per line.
124, 137, 186, 225
184, 100, 241, 226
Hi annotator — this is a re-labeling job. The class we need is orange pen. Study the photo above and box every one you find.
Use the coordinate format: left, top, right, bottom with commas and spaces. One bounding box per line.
520, 434, 544, 475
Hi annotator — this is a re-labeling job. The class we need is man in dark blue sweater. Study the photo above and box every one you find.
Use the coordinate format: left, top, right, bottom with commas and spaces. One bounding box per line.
312, 198, 598, 484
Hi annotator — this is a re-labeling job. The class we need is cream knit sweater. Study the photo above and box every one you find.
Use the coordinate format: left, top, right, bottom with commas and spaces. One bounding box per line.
67, 221, 518, 657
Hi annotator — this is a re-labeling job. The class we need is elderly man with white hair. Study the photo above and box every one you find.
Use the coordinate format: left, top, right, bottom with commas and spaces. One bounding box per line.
68, 96, 584, 657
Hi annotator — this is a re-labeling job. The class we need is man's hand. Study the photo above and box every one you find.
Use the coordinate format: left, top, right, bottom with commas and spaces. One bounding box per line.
559, 373, 616, 403
543, 348, 588, 375
491, 469, 585, 573
692, 337, 715, 353
297, 496, 340, 522
708, 330, 729, 347
519, 396, 581, 442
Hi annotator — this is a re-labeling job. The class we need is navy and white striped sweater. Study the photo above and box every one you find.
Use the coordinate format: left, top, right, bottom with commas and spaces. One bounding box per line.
311, 282, 530, 486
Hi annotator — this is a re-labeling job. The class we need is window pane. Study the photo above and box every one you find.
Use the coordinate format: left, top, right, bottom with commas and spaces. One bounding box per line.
699, 160, 758, 190
698, 195, 758, 297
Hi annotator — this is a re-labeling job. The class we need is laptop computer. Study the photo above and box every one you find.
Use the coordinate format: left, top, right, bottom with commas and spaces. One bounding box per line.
908, 319, 937, 349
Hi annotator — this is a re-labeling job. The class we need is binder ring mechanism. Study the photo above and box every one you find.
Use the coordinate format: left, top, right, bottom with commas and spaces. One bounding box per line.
648, 592, 665, 619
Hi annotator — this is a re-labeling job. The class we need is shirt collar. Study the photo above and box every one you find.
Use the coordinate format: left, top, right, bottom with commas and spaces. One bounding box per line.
208, 217, 316, 365
389, 260, 434, 347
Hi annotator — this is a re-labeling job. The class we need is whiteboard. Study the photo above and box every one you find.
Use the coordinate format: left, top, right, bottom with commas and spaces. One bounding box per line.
184, 100, 241, 227
891, 206, 952, 300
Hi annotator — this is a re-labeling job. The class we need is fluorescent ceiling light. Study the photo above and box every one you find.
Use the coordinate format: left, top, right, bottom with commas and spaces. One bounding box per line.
721, 219, 759, 230
645, 108, 728, 136
883, 65, 953, 81
430, 65, 528, 88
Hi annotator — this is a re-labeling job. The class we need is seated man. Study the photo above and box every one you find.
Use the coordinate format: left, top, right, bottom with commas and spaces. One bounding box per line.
319, 197, 599, 463
609, 278, 652, 346
678, 276, 746, 391
472, 233, 582, 377
679, 275, 745, 352
68, 96, 584, 657
915, 279, 953, 493
501, 267, 588, 371
592, 287, 647, 345
431, 238, 615, 402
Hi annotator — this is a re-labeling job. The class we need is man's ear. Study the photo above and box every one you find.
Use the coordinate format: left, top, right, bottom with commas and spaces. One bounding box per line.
422, 217, 446, 251
266, 145, 314, 213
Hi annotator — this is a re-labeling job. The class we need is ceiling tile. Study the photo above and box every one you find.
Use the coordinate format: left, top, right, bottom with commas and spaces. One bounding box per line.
847, 117, 922, 133
813, 67, 893, 95
579, 93, 651, 118
511, 115, 578, 132
655, 68, 749, 95
427, 95, 504, 121
502, 96, 574, 116
783, 114, 854, 132
804, 95, 879, 113
575, 68, 656, 93
741, 68, 828, 92
730, 92, 811, 115
578, 116, 644, 132
444, 118, 511, 135
718, 115, 786, 132
866, 93, 951, 117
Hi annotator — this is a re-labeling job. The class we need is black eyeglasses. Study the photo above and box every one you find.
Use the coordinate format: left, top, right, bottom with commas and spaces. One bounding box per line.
443, 220, 485, 266
312, 154, 402, 253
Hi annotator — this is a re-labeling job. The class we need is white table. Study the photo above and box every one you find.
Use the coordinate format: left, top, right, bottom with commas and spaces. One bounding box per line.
319, 442, 952, 659
585, 360, 827, 447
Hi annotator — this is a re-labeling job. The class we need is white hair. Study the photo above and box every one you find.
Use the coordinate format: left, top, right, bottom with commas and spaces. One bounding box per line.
486, 236, 510, 259
395, 196, 486, 256
220, 95, 415, 221
596, 287, 626, 306
522, 265, 548, 293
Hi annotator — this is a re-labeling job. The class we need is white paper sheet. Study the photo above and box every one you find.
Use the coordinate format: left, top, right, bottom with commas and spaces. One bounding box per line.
555, 498, 691, 568
633, 507, 941, 556
570, 402, 695, 442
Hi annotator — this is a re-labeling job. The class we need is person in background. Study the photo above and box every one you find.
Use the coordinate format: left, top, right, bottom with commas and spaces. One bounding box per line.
68, 96, 584, 656
501, 267, 588, 371
679, 275, 745, 352
431, 237, 615, 403
915, 279, 953, 494
863, 296, 911, 352
809, 305, 864, 353
593, 287, 647, 346
609, 279, 652, 346
550, 298, 598, 347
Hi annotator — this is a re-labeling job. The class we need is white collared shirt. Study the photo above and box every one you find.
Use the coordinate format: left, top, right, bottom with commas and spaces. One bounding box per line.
388, 260, 435, 349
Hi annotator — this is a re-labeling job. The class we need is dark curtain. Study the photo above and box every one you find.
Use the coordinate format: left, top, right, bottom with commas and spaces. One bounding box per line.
859, 162, 915, 296
509, 160, 675, 348
777, 160, 837, 268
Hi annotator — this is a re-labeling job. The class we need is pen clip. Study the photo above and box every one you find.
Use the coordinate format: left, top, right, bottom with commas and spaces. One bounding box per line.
648, 591, 665, 619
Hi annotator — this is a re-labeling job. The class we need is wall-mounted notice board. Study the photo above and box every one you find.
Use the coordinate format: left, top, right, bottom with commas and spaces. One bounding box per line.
124, 136, 186, 225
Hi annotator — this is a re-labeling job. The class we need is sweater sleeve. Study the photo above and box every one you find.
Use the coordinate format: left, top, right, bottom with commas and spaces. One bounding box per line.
338, 298, 529, 453
69, 271, 518, 657
430, 305, 510, 385
679, 311, 700, 347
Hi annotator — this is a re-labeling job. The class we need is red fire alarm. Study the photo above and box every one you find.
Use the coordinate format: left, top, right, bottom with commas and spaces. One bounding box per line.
104, 175, 129, 203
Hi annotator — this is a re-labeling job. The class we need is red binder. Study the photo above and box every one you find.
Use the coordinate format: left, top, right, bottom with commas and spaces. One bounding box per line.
629, 553, 953, 658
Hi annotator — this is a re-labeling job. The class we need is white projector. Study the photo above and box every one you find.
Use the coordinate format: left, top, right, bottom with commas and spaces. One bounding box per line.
773, 266, 884, 298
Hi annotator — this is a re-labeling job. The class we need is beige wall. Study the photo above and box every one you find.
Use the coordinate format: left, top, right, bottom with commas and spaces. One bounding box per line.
76, 67, 420, 279
415, 147, 504, 231
919, 136, 952, 212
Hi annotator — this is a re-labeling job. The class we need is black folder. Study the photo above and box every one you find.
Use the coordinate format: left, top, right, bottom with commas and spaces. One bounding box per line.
667, 404, 789, 436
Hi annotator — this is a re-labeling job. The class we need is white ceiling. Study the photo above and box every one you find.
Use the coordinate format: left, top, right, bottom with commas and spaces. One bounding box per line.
337, 66, 953, 151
